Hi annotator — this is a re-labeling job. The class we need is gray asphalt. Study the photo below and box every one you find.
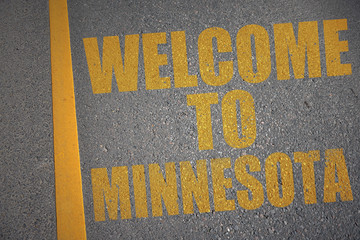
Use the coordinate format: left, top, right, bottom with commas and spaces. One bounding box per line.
1, 0, 359, 239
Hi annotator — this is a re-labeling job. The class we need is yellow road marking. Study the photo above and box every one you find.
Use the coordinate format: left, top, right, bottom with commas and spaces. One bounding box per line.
49, 0, 87, 239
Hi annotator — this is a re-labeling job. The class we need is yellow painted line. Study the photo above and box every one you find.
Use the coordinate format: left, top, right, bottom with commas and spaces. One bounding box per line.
49, 0, 87, 239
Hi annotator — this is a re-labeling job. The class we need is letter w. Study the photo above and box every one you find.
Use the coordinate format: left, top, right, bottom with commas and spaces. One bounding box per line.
83, 35, 139, 94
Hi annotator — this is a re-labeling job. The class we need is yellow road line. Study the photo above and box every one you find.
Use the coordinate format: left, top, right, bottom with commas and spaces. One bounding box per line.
49, 0, 87, 239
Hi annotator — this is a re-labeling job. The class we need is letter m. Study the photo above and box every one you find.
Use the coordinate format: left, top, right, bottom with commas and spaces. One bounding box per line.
274, 21, 321, 80
91, 167, 131, 221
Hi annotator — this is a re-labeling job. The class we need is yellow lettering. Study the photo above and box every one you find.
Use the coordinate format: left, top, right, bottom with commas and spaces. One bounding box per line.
91, 167, 131, 221
265, 153, 294, 207
294, 150, 319, 204
323, 148, 353, 202
187, 92, 218, 150
198, 27, 234, 86
236, 24, 271, 83
149, 163, 179, 217
83, 35, 139, 94
143, 32, 170, 90
274, 21, 321, 80
222, 90, 256, 148
234, 155, 264, 210
323, 19, 352, 76
211, 158, 235, 212
132, 165, 148, 218
171, 31, 198, 88
179, 160, 210, 214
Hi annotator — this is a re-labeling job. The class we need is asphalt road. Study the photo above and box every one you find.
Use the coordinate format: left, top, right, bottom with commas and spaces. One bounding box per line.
1, 0, 359, 239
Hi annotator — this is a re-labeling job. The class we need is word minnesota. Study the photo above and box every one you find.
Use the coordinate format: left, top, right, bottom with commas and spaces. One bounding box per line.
83, 19, 351, 94
91, 148, 353, 221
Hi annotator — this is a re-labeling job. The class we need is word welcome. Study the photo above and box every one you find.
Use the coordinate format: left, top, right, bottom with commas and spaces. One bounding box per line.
83, 19, 351, 94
